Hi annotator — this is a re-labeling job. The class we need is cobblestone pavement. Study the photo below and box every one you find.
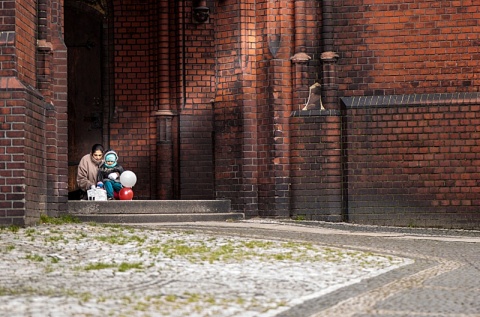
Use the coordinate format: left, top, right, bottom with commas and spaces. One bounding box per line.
0, 221, 407, 317
0, 219, 479, 317
138, 219, 480, 317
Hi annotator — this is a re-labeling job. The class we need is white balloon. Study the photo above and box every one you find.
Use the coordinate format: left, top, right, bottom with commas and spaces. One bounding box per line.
120, 170, 137, 188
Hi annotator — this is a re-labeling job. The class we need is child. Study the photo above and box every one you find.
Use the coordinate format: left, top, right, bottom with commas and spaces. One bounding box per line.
97, 150, 124, 200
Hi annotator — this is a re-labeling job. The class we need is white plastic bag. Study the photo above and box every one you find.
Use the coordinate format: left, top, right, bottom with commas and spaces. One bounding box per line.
87, 188, 107, 201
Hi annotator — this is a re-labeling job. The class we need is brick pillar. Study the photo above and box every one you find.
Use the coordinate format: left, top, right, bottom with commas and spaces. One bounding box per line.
265, 0, 294, 217
318, 55, 344, 221
290, 110, 344, 222
321, 53, 339, 110
319, 0, 344, 220
320, 114, 344, 221
155, 111, 179, 199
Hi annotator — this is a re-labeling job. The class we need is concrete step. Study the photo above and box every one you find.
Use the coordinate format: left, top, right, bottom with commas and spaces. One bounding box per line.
67, 199, 244, 223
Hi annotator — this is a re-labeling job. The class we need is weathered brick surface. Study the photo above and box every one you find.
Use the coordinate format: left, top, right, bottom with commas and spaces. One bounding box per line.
343, 95, 480, 229
0, 0, 66, 225
111, 1, 216, 200
213, 0, 322, 217
213, 0, 251, 213
15, 0, 37, 86
111, 2, 158, 199
335, 1, 480, 96
179, 0, 216, 200
3, 0, 480, 229
0, 81, 49, 226
290, 110, 344, 222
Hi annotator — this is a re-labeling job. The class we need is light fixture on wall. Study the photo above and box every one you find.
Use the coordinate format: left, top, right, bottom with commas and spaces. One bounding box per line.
193, 1, 210, 24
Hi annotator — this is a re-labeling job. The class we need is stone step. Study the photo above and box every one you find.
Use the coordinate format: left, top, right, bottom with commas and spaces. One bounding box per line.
67, 200, 244, 223
70, 213, 244, 224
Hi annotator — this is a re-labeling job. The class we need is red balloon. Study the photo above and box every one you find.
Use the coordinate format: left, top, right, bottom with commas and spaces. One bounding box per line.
113, 191, 119, 199
119, 187, 134, 200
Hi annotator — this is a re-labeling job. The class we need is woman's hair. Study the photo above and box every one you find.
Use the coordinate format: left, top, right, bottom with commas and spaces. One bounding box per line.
91, 144, 104, 154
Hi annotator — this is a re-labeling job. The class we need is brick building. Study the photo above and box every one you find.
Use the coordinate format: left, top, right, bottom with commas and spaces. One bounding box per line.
1, 0, 480, 228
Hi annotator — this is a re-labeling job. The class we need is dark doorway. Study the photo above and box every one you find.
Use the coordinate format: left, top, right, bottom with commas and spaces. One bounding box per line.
65, 4, 105, 195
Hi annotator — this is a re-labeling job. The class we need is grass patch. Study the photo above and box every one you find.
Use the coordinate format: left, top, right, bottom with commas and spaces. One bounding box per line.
25, 254, 44, 262
7, 225, 20, 233
80, 261, 143, 272
95, 233, 146, 245
46, 235, 67, 243
292, 215, 307, 221
118, 262, 143, 272
4, 245, 15, 252
82, 262, 117, 271
148, 236, 330, 264
40, 214, 81, 225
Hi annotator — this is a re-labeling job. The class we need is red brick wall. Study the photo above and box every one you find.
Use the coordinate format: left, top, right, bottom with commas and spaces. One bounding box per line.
179, 0, 216, 199
15, 0, 37, 86
0, 0, 16, 78
0, 87, 27, 226
336, 1, 480, 96
342, 95, 480, 229
4, 0, 480, 229
213, 0, 248, 211
288, 1, 480, 228
213, 0, 323, 216
331, 1, 480, 228
0, 0, 66, 225
111, 2, 155, 199
290, 111, 344, 222
0, 81, 48, 226
45, 0, 68, 217
24, 91, 51, 224
111, 1, 217, 200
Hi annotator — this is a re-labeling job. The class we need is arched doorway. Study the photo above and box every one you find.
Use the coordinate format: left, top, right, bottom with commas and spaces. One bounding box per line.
65, 1, 110, 197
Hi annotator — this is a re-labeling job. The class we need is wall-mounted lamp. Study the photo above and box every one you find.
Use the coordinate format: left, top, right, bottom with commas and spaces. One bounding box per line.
193, 3, 210, 24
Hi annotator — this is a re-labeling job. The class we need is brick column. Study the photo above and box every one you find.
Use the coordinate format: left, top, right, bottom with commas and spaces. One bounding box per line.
265, 0, 295, 217
155, 110, 179, 200
290, 110, 344, 222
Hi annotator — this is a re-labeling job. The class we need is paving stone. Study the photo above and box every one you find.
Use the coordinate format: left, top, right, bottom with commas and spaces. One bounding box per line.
0, 222, 409, 317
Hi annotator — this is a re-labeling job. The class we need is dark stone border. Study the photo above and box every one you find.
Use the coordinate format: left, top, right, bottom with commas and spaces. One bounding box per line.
341, 92, 480, 109
291, 109, 341, 117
